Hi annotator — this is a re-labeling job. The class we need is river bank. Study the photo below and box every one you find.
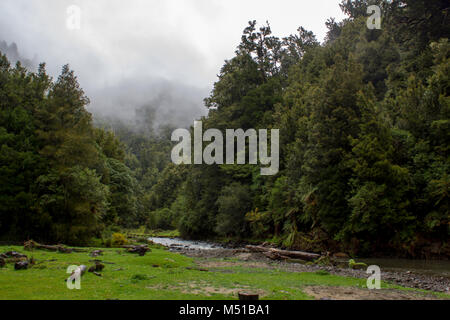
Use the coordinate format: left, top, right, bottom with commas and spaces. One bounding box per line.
149, 237, 450, 294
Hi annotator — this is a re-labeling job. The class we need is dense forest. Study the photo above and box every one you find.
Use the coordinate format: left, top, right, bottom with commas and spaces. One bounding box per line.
0, 0, 448, 258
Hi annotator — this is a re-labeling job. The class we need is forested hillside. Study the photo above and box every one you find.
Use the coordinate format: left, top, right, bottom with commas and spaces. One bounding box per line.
138, 0, 450, 258
0, 60, 144, 244
0, 0, 448, 258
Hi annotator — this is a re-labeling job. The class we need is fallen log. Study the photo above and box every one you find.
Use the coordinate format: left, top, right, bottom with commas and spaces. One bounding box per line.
4, 251, 27, 259
67, 265, 87, 282
5, 257, 28, 264
24, 240, 87, 253
246, 245, 321, 261
122, 245, 151, 256
263, 251, 291, 261
1, 251, 29, 265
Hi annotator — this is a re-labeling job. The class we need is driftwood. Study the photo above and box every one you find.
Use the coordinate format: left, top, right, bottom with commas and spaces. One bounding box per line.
246, 245, 321, 261
67, 265, 87, 282
24, 240, 87, 253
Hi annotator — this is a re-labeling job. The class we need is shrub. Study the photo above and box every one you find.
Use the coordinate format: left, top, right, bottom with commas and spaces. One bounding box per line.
112, 233, 128, 246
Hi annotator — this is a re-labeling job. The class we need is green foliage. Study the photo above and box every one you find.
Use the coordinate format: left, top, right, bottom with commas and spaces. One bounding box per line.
112, 233, 128, 246
147, 208, 174, 231
215, 183, 252, 237
246, 208, 271, 239
104, 158, 140, 228
348, 259, 368, 270
171, 4, 449, 257
0, 55, 133, 245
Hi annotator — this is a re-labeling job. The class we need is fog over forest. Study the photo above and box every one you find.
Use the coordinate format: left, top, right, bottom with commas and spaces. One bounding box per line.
0, 0, 345, 132
1, 2, 449, 301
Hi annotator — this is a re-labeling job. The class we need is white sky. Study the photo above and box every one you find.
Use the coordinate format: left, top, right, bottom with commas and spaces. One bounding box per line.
0, 0, 346, 123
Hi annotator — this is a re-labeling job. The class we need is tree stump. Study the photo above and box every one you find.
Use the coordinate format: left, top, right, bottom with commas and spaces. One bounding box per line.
238, 292, 259, 301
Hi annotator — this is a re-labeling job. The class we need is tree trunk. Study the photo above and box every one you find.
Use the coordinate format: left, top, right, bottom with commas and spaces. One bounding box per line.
24, 240, 87, 253
246, 245, 321, 261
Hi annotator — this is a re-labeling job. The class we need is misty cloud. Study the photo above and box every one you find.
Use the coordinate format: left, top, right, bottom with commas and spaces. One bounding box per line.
0, 0, 345, 129
90, 77, 209, 133
0, 40, 37, 69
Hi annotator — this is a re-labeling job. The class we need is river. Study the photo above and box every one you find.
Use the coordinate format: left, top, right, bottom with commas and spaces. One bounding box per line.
149, 237, 450, 278
149, 237, 224, 250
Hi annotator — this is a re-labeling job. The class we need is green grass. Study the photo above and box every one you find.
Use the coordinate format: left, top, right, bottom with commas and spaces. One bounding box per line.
123, 228, 180, 239
0, 245, 447, 300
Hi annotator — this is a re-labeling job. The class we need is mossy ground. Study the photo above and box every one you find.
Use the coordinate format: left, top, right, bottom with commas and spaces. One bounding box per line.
0, 245, 447, 300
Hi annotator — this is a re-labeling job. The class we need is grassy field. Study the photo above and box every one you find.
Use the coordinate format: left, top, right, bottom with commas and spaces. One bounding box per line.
0, 244, 446, 300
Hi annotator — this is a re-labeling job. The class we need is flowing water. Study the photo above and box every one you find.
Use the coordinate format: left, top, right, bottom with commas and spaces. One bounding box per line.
149, 237, 224, 250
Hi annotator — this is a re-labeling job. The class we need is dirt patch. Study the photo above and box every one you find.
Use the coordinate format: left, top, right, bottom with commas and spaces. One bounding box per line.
185, 282, 266, 297
196, 259, 270, 269
303, 286, 446, 300
147, 281, 267, 298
